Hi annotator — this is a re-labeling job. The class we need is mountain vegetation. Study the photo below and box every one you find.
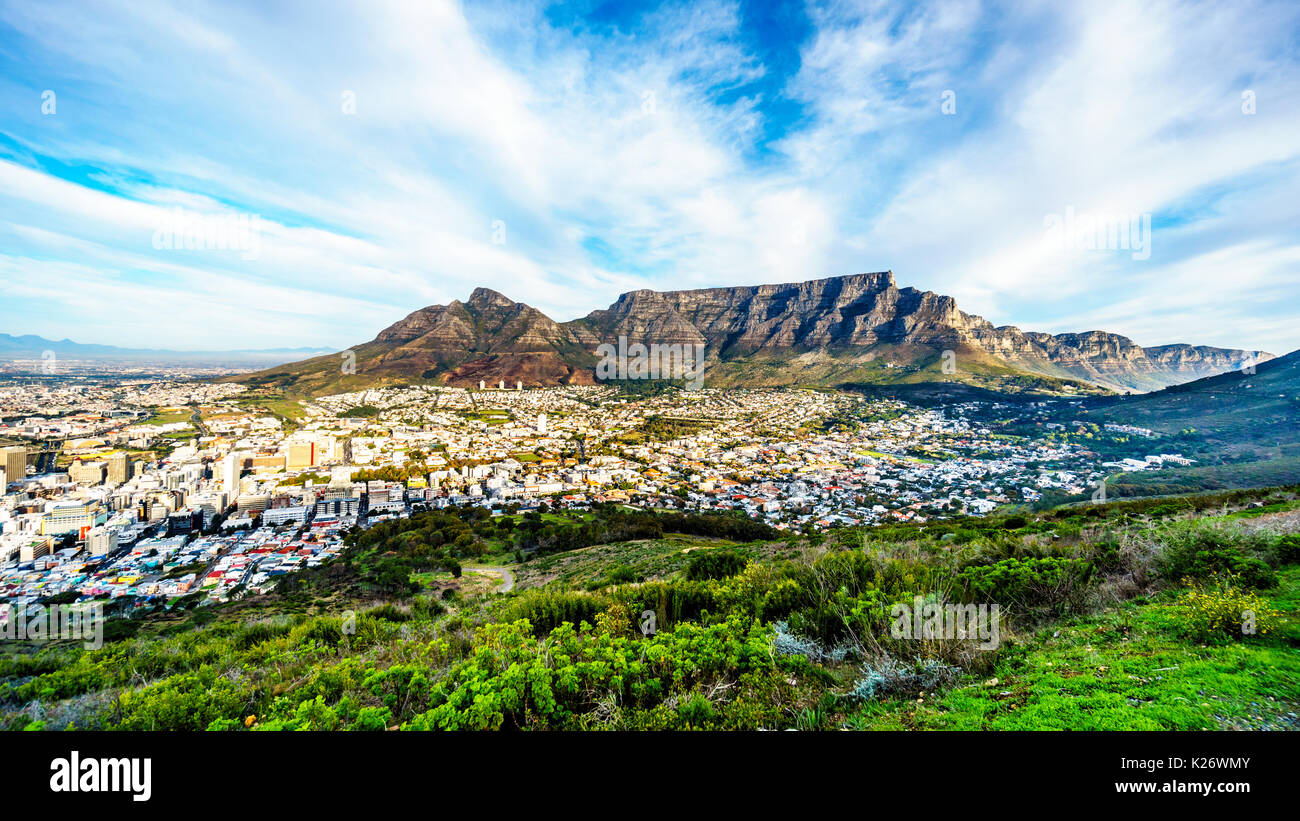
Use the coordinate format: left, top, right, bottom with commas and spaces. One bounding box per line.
5, 488, 1298, 731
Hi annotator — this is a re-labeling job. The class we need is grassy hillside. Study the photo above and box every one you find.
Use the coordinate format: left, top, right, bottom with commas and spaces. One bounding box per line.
227, 339, 1112, 399
1096, 348, 1299, 443
704, 344, 1109, 396
1095, 349, 1300, 494
4, 489, 1298, 731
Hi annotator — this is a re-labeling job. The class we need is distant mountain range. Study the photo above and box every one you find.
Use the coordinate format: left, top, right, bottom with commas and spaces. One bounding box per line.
0, 333, 331, 367
230, 271, 1273, 396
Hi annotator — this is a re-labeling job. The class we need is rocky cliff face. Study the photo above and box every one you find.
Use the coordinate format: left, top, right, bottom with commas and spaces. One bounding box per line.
578, 272, 969, 352
570, 272, 1270, 392
240, 272, 1272, 394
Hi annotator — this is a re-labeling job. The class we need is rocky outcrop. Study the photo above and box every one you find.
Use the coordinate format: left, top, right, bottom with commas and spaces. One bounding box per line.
569, 272, 1270, 392
241, 272, 1271, 394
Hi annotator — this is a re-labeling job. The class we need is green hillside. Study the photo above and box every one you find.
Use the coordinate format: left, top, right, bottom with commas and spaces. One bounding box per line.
1094, 349, 1300, 494
5, 488, 1298, 731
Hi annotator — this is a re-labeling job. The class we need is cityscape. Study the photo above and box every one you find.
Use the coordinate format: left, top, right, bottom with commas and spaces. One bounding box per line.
2, 0, 1298, 805
2, 369, 1204, 611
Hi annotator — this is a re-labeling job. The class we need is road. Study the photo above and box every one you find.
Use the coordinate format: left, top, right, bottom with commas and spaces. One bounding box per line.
468, 566, 515, 593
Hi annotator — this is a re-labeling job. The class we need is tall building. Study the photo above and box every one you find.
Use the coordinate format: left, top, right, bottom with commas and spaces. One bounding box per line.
536, 413, 547, 434
2, 446, 26, 486
87, 525, 119, 557
108, 451, 132, 485
222, 451, 244, 495
40, 502, 102, 537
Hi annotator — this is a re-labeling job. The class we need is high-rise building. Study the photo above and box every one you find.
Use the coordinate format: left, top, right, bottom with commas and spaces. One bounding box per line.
40, 502, 101, 537
222, 451, 244, 495
108, 451, 132, 485
536, 413, 547, 434
2, 446, 26, 486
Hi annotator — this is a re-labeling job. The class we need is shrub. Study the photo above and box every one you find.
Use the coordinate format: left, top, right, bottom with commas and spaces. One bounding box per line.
957, 556, 1093, 615
404, 615, 774, 730
289, 616, 346, 649
504, 590, 610, 636
116, 667, 247, 731
411, 596, 446, 620
1156, 521, 1278, 588
351, 705, 393, 731
845, 656, 961, 702
685, 549, 749, 581
1172, 574, 1281, 641
365, 603, 410, 623
1278, 534, 1300, 565
233, 620, 292, 650
771, 621, 852, 664
605, 564, 638, 585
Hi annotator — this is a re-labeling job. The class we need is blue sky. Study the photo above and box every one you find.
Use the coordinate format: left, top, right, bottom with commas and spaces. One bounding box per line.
1, 0, 1298, 355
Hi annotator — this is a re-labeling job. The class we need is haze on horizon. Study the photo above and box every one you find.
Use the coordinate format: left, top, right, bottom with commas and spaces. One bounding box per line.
1, 0, 1298, 356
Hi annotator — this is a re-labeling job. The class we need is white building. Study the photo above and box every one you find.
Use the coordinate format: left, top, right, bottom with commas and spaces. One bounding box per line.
86, 525, 119, 557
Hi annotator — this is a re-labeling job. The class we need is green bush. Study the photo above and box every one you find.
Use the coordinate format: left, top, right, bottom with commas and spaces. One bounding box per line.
504, 590, 611, 636
685, 549, 748, 581
405, 615, 773, 730
957, 556, 1093, 615
1156, 521, 1278, 588
1278, 534, 1300, 565
116, 667, 248, 731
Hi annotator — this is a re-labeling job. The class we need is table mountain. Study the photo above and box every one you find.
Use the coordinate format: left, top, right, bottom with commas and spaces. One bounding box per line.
232, 272, 1271, 395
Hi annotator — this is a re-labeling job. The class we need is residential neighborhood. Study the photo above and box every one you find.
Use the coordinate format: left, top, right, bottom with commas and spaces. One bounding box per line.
0, 375, 1195, 611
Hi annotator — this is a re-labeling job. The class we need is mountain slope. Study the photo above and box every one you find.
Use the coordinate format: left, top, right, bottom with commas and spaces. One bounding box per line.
1095, 347, 1300, 444
232, 272, 1272, 395
1091, 348, 1300, 494
235, 288, 598, 394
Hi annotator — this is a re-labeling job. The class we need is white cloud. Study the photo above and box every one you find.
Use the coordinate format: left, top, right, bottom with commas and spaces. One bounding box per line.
0, 0, 1297, 356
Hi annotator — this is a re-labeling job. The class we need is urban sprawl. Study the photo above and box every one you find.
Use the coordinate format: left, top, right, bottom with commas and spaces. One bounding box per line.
0, 374, 1193, 612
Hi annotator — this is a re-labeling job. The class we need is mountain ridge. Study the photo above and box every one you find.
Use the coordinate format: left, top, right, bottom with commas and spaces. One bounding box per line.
230, 271, 1273, 395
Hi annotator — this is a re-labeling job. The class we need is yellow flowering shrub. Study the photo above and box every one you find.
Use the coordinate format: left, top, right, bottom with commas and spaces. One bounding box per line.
1173, 573, 1280, 640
